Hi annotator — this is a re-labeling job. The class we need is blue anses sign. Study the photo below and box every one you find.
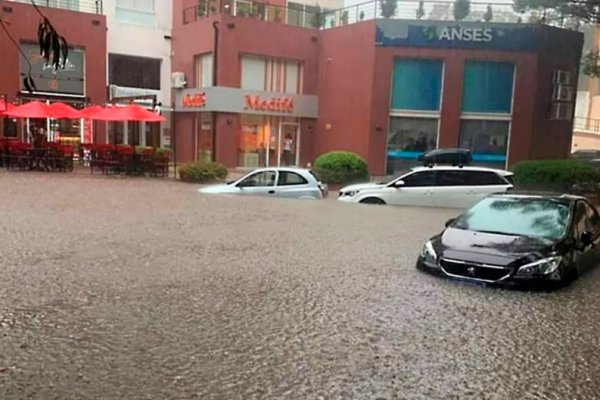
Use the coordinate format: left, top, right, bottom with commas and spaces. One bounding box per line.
376, 20, 549, 51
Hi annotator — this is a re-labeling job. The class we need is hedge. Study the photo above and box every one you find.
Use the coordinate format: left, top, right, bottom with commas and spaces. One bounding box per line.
511, 159, 600, 193
179, 161, 228, 183
313, 151, 369, 185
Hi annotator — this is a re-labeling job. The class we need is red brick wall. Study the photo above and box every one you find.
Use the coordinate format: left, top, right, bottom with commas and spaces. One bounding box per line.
0, 1, 106, 140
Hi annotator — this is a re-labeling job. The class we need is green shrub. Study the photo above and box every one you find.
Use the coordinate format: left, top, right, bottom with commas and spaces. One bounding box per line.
511, 159, 600, 193
314, 151, 369, 185
179, 161, 228, 183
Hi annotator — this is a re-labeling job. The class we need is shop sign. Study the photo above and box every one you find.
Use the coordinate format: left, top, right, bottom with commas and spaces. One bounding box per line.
175, 87, 318, 118
374, 20, 578, 52
182, 92, 206, 108
19, 43, 85, 95
244, 95, 294, 113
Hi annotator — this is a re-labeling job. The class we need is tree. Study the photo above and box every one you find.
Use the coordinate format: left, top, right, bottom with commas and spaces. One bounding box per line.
0, 0, 69, 93
453, 0, 471, 20
514, 0, 598, 76
483, 5, 493, 22
311, 5, 326, 28
416, 1, 425, 20
379, 0, 397, 19
513, 0, 600, 24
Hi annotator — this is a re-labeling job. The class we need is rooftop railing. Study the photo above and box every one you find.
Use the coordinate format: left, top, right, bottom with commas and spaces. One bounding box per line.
9, 0, 103, 14
183, 0, 555, 28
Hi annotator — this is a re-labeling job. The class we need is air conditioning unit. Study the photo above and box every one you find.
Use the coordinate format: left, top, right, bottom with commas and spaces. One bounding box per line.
171, 72, 187, 88
550, 102, 574, 121
552, 70, 572, 85
552, 85, 574, 102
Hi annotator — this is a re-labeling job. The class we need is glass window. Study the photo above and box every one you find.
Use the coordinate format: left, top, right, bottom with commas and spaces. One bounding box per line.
241, 55, 265, 90
239, 171, 276, 187
391, 59, 443, 111
459, 120, 509, 165
1, 118, 17, 138
436, 170, 472, 186
402, 171, 436, 187
285, 62, 299, 94
116, 0, 155, 13
109, 54, 161, 90
469, 171, 507, 186
195, 53, 213, 88
278, 171, 308, 186
453, 197, 570, 241
463, 61, 514, 114
387, 117, 438, 175
581, 202, 600, 232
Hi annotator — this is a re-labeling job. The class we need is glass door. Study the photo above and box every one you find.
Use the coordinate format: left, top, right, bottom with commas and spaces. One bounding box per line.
279, 122, 300, 166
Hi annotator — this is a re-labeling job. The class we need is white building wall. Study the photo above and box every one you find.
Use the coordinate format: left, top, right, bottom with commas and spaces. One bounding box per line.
103, 0, 172, 146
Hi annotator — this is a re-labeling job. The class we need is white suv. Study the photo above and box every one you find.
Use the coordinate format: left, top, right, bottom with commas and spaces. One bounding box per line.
338, 166, 514, 209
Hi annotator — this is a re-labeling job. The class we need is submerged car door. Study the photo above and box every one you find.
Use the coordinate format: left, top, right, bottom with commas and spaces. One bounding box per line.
236, 170, 278, 196
276, 171, 317, 199
578, 201, 600, 272
430, 170, 473, 208
387, 170, 436, 207
469, 171, 513, 199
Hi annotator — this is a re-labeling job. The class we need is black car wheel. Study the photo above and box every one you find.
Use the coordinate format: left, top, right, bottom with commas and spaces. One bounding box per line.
360, 197, 386, 205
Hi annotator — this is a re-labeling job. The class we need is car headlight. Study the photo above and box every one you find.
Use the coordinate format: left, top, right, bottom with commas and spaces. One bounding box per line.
420, 240, 438, 267
343, 190, 360, 197
516, 256, 563, 276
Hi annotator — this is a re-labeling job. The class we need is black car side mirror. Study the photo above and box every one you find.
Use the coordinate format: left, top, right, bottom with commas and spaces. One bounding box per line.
445, 218, 455, 228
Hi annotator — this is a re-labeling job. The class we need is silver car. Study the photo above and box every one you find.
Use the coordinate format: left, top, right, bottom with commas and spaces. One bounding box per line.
198, 168, 328, 199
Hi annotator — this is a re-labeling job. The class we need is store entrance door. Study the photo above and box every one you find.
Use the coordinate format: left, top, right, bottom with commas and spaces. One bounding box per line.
278, 122, 300, 167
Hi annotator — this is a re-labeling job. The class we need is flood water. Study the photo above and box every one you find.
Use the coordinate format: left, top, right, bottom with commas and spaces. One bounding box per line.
1, 172, 599, 399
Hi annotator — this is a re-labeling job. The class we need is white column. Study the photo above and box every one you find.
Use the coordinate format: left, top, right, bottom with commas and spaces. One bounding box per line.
123, 121, 128, 145
140, 122, 146, 147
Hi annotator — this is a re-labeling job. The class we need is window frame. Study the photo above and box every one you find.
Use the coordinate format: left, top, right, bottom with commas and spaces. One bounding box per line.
237, 170, 277, 187
277, 171, 309, 186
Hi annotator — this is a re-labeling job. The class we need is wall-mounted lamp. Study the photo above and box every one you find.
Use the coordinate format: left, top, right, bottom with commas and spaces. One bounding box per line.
375, 125, 383, 132
311, 36, 318, 42
226, 118, 233, 125
325, 123, 332, 130
2, 6, 13, 13
227, 22, 235, 29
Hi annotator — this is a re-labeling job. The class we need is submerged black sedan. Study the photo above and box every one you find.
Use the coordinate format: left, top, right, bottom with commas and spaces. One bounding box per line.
417, 193, 600, 288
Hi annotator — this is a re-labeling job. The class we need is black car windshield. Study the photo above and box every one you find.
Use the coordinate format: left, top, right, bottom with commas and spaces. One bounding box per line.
452, 197, 571, 240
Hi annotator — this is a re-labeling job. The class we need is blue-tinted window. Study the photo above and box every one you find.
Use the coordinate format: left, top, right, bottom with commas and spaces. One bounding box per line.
391, 59, 443, 111
462, 61, 514, 113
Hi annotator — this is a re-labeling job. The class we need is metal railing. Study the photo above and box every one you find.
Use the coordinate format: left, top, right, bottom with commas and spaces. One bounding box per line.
183, 0, 547, 28
10, 0, 103, 14
574, 117, 600, 134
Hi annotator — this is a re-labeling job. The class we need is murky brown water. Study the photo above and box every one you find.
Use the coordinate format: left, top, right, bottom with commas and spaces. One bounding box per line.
0, 171, 599, 399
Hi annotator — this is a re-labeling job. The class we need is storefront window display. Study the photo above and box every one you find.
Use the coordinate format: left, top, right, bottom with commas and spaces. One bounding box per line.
386, 117, 439, 175
459, 119, 509, 166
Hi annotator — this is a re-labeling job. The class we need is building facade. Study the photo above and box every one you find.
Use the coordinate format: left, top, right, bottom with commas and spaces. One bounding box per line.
172, 1, 583, 176
0, 0, 107, 144
103, 0, 172, 148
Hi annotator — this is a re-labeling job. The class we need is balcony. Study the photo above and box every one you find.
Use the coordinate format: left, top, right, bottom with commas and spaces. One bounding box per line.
574, 117, 600, 135
8, 0, 103, 14
183, 0, 547, 28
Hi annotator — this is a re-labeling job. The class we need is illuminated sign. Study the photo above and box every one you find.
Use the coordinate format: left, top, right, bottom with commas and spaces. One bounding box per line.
244, 95, 294, 113
181, 92, 206, 108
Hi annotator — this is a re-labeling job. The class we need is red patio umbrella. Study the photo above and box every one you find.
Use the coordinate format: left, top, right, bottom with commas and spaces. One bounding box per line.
3, 100, 53, 119
49, 102, 81, 119
118, 104, 166, 122
79, 105, 105, 119
87, 104, 165, 122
